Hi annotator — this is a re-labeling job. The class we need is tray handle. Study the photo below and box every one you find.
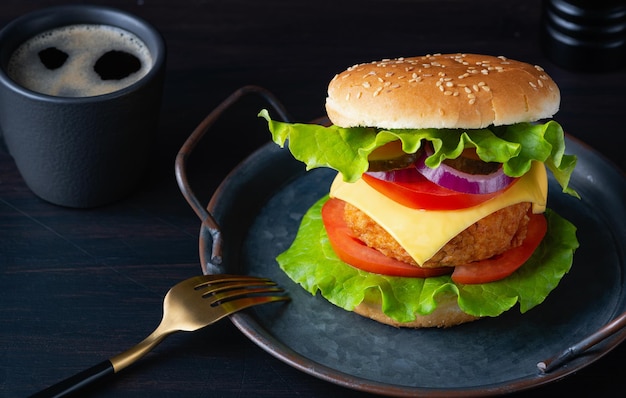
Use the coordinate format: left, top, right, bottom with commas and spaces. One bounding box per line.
175, 85, 292, 267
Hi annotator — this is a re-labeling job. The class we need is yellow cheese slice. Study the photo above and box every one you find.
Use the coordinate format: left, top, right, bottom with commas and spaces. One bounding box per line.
330, 161, 548, 266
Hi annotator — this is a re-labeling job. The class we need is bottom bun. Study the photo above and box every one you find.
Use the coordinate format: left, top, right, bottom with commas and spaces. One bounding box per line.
354, 296, 479, 328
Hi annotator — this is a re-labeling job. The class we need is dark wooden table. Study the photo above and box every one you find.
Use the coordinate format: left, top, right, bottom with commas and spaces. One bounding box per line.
1, 1, 624, 397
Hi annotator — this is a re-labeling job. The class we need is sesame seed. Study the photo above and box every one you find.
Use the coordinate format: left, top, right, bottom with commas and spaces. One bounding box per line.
464, 87, 472, 94
446, 82, 454, 87
467, 93, 476, 99
534, 65, 545, 72
357, 91, 362, 99
385, 72, 394, 77
537, 79, 544, 87
481, 85, 491, 92
346, 93, 350, 101
373, 87, 383, 96
362, 81, 371, 88
469, 98, 476, 105
444, 90, 453, 96
529, 81, 537, 89
473, 84, 479, 92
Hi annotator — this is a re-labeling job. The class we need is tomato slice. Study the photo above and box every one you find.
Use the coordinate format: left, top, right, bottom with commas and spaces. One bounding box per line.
361, 168, 513, 210
321, 198, 452, 278
451, 211, 548, 284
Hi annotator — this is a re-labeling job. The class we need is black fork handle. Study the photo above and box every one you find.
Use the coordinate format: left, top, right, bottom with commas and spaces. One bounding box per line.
29, 360, 113, 398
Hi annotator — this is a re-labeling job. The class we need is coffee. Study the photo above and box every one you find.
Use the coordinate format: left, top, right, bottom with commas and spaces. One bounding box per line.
7, 24, 153, 97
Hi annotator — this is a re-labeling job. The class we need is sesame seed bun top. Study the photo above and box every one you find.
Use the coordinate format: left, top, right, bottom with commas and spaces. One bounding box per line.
325, 53, 560, 129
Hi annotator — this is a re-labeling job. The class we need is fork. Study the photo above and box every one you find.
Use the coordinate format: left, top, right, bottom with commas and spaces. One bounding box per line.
29, 274, 289, 398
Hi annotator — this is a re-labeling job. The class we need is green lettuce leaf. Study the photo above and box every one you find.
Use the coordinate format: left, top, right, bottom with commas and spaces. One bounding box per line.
277, 196, 579, 322
259, 109, 578, 197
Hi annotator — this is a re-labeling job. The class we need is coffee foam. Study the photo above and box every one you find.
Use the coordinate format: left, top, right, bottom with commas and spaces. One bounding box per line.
7, 24, 153, 97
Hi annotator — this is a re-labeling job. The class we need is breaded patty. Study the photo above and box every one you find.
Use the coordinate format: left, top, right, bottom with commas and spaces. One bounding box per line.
344, 202, 531, 268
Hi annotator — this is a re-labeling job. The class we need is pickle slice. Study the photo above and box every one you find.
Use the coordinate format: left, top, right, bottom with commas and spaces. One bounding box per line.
367, 141, 419, 172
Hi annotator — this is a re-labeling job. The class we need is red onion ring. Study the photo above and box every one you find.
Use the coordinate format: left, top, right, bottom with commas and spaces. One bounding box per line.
415, 146, 514, 194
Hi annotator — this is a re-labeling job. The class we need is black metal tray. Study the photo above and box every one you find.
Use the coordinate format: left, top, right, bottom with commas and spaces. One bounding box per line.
177, 86, 626, 397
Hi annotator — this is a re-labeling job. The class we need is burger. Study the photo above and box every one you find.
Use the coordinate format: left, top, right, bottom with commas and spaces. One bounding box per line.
259, 53, 579, 328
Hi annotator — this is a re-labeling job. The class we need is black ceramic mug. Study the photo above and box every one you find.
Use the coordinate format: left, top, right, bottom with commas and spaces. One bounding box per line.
0, 5, 166, 207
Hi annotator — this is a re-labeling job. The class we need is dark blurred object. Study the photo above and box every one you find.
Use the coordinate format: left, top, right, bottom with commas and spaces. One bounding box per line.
541, 0, 626, 72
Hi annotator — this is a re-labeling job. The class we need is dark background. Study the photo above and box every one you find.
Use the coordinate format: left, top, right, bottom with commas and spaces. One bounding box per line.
1, 1, 625, 397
